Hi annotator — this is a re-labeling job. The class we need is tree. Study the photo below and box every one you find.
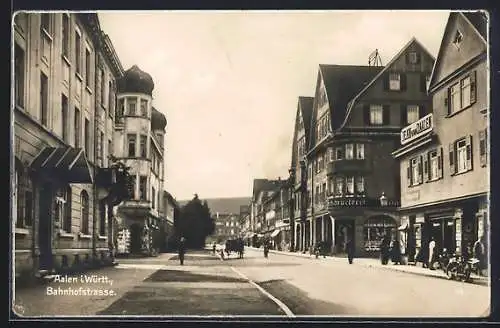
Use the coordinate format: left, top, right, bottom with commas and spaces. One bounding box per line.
178, 194, 215, 248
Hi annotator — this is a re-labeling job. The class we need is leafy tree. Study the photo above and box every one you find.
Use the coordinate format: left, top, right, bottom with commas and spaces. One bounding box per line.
178, 194, 215, 248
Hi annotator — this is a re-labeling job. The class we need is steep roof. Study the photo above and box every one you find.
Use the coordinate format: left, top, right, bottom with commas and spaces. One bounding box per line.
252, 178, 284, 201
339, 37, 435, 131
299, 96, 314, 141
463, 11, 488, 41
309, 65, 382, 148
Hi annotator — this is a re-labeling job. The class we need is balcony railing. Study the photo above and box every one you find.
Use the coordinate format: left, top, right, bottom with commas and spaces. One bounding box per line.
326, 159, 371, 175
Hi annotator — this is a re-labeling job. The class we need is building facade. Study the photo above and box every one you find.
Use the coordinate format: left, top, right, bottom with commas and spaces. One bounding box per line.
300, 38, 435, 257
113, 65, 167, 256
392, 13, 488, 264
214, 213, 241, 242
161, 191, 178, 251
13, 13, 126, 279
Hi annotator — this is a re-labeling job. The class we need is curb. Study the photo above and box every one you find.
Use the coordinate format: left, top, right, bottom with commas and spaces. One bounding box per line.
245, 247, 489, 286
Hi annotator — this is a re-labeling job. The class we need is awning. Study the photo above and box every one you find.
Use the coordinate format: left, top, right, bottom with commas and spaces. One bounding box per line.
30, 146, 93, 184
398, 223, 408, 231
271, 229, 281, 238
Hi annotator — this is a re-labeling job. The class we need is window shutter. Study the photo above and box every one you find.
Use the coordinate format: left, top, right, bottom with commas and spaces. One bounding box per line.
400, 73, 407, 91
479, 129, 487, 167
444, 92, 449, 111
416, 52, 421, 64
418, 105, 425, 120
437, 147, 443, 178
449, 142, 455, 175
383, 75, 389, 91
383, 105, 390, 125
423, 153, 429, 182
417, 156, 423, 184
466, 135, 473, 170
470, 70, 477, 105
364, 105, 370, 125
400, 104, 407, 126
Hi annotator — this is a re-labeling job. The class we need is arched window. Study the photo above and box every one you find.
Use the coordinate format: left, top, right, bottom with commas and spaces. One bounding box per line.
63, 186, 72, 233
80, 190, 89, 234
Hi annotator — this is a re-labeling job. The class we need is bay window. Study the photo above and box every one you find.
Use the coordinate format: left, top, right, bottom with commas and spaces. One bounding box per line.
346, 177, 354, 195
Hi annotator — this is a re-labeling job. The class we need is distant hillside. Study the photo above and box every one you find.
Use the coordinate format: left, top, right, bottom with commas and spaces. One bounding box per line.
178, 196, 251, 215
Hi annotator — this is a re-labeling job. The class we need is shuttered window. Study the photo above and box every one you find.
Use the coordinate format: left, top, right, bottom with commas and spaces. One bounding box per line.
479, 129, 487, 167
450, 136, 473, 175
446, 71, 477, 115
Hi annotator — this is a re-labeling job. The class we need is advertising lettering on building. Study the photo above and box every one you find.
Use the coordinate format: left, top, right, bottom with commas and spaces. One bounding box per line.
400, 114, 433, 145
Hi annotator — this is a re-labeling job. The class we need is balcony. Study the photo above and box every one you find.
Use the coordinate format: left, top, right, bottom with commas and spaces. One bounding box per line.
326, 159, 371, 176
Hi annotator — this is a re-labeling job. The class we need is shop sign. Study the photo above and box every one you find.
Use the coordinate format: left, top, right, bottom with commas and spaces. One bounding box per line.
328, 197, 400, 208
401, 114, 433, 145
415, 215, 425, 223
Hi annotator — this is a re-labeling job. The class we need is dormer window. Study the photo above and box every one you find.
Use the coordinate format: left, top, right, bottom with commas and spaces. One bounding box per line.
453, 30, 464, 48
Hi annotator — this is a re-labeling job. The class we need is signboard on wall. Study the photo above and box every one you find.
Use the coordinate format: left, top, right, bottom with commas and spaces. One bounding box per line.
400, 114, 433, 145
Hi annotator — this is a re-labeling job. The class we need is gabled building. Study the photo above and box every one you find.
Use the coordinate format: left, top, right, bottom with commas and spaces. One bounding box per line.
161, 191, 179, 251
289, 96, 314, 252
305, 38, 435, 257
392, 12, 488, 264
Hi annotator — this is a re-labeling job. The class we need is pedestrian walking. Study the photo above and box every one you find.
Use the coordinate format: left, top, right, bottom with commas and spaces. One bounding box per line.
428, 237, 436, 270
212, 242, 216, 255
380, 235, 390, 265
345, 238, 354, 264
390, 238, 402, 265
178, 237, 186, 265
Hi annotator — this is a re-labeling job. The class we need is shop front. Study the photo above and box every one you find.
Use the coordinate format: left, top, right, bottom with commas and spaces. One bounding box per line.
363, 216, 397, 257
400, 194, 487, 266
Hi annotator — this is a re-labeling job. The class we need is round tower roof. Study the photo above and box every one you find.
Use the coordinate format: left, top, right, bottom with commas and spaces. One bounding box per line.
117, 65, 154, 96
151, 107, 167, 131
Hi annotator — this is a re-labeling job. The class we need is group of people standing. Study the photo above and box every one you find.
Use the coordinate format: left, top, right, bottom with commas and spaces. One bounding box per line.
379, 235, 403, 265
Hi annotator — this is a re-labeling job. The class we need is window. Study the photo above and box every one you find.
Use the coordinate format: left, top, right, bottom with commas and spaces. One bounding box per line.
80, 191, 89, 235
409, 52, 418, 64
479, 129, 488, 167
410, 157, 422, 186
15, 162, 34, 228
407, 105, 420, 124
116, 98, 124, 122
449, 83, 461, 114
356, 144, 365, 159
140, 99, 148, 117
100, 68, 106, 105
74, 107, 81, 148
139, 176, 147, 201
461, 76, 471, 108
40, 73, 48, 127
345, 144, 354, 160
317, 155, 324, 173
41, 14, 51, 34
152, 187, 156, 208
346, 177, 354, 195
453, 30, 463, 48
140, 135, 147, 158
15, 44, 25, 108
14, 164, 20, 227
61, 94, 68, 142
129, 175, 136, 199
456, 139, 468, 173
100, 131, 104, 165
369, 105, 383, 125
389, 73, 401, 91
328, 148, 334, 162
128, 97, 137, 115
108, 140, 112, 159
127, 134, 136, 157
84, 118, 90, 156
108, 80, 114, 116
75, 29, 81, 75
63, 186, 72, 233
85, 48, 91, 86
99, 202, 106, 236
335, 177, 344, 195
62, 14, 70, 58
335, 147, 344, 160
429, 150, 439, 180
356, 176, 365, 194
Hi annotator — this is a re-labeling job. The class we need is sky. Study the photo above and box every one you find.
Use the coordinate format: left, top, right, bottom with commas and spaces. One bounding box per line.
98, 10, 450, 201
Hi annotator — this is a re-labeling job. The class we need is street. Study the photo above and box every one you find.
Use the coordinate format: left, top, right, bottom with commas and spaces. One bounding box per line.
13, 248, 489, 318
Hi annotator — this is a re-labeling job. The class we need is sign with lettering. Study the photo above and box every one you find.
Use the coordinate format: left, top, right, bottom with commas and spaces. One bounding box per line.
328, 197, 400, 208
401, 114, 433, 145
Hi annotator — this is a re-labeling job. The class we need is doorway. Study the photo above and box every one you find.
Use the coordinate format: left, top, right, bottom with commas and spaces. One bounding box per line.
129, 223, 142, 254
38, 182, 53, 270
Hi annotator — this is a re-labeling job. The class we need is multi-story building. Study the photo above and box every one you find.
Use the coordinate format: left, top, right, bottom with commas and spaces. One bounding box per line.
249, 178, 282, 242
113, 65, 167, 256
213, 213, 241, 242
304, 38, 435, 257
12, 13, 126, 280
290, 96, 314, 252
263, 185, 292, 250
392, 12, 488, 263
161, 191, 179, 251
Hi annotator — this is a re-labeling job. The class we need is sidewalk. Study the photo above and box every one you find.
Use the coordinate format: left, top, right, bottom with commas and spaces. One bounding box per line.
245, 247, 489, 286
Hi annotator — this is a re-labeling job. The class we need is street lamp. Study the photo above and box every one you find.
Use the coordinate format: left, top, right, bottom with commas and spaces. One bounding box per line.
379, 192, 388, 207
